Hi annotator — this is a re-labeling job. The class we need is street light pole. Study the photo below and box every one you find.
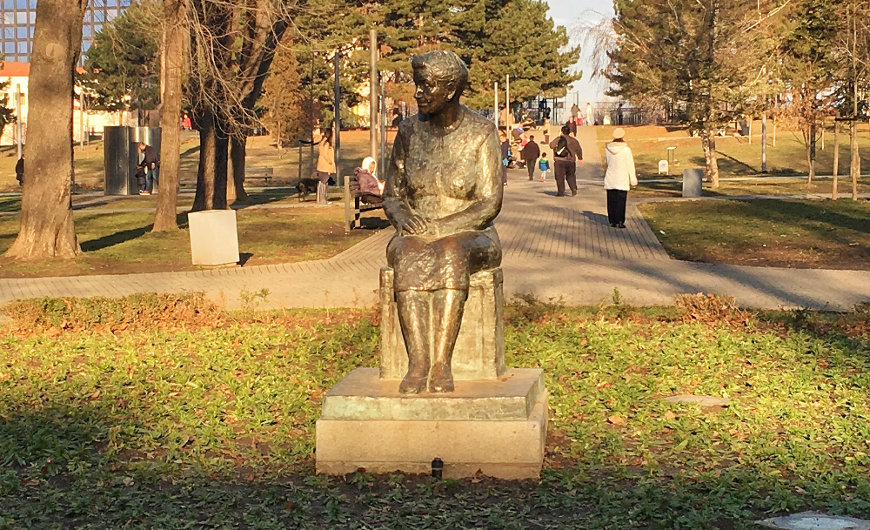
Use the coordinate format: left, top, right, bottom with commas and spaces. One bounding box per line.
369, 29, 378, 162
15, 84, 23, 159
333, 51, 341, 186
494, 82, 498, 129
505, 75, 510, 133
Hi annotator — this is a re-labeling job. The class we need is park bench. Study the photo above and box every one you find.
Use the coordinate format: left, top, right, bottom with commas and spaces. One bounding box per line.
244, 167, 274, 187
344, 173, 384, 231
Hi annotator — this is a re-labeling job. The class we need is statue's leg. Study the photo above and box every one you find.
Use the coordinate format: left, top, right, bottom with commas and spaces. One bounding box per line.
428, 288, 467, 393
396, 291, 431, 394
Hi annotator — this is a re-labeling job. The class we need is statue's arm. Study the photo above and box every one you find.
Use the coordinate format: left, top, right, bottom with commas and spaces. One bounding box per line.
432, 128, 503, 235
382, 128, 424, 233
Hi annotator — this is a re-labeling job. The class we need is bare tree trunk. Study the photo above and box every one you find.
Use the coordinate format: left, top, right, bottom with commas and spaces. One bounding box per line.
229, 136, 248, 204
832, 121, 839, 200
5, 0, 86, 259
851, 120, 860, 201
153, 0, 185, 232
807, 123, 816, 184
701, 128, 720, 190
193, 115, 216, 211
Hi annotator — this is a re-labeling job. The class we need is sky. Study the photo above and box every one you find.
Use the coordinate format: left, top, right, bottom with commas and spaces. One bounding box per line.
545, 0, 616, 104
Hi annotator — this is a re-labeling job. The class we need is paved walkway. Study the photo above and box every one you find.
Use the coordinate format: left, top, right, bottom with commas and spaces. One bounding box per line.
1, 127, 869, 311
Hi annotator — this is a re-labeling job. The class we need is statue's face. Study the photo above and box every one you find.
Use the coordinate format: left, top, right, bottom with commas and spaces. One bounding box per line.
413, 68, 454, 116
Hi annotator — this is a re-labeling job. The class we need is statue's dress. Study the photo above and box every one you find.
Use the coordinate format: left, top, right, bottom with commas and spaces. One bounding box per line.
383, 105, 503, 292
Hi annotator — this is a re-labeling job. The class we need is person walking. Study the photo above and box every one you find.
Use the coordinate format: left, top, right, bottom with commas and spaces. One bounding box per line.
603, 127, 637, 229
521, 134, 540, 181
315, 127, 336, 204
538, 152, 550, 182
549, 124, 583, 196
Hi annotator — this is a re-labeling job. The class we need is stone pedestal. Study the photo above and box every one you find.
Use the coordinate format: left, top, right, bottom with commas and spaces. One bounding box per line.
316, 368, 547, 479
315, 266, 547, 479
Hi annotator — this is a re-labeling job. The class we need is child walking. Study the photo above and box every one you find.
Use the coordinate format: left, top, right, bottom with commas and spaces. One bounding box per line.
538, 152, 550, 182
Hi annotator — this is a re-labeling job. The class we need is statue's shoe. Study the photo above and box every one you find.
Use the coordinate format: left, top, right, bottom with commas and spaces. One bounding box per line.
399, 373, 428, 394
428, 363, 454, 393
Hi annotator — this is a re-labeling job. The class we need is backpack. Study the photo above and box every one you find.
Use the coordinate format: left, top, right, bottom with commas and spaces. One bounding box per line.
554, 136, 569, 157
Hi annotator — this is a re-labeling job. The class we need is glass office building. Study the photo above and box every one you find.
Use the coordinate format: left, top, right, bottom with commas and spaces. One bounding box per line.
1, 0, 131, 63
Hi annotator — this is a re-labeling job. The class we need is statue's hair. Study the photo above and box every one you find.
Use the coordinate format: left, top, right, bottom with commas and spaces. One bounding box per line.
410, 50, 468, 95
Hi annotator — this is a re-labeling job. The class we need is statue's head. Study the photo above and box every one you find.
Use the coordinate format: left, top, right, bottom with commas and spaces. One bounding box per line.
411, 50, 468, 116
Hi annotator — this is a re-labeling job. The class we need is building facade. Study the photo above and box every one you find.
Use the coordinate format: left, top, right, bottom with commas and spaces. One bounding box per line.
2, 0, 131, 63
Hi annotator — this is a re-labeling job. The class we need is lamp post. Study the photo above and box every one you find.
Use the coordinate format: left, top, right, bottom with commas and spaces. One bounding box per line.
333, 51, 341, 186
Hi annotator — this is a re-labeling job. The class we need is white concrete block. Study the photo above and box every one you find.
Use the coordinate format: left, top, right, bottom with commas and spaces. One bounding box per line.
188, 210, 240, 266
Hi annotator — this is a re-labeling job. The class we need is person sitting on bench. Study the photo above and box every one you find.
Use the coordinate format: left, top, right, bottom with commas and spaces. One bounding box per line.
355, 156, 384, 197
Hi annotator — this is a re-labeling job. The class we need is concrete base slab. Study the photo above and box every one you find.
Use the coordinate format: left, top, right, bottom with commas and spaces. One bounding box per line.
321, 367, 544, 420
316, 368, 547, 479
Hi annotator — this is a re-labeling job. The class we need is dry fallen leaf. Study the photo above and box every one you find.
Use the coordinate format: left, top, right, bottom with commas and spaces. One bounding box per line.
608, 415, 625, 426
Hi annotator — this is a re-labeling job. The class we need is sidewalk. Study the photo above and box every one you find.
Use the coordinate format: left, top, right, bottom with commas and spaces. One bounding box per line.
1, 127, 868, 311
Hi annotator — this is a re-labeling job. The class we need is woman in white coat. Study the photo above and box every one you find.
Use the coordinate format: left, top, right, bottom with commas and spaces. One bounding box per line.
603, 127, 638, 228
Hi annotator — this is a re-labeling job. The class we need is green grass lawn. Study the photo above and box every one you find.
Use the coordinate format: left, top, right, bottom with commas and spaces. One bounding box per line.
632, 176, 870, 199
0, 296, 868, 528
640, 198, 870, 269
596, 123, 870, 179
0, 129, 395, 192
0, 193, 386, 278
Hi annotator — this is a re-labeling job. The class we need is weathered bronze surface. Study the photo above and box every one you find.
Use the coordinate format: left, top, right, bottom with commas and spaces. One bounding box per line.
382, 50, 503, 394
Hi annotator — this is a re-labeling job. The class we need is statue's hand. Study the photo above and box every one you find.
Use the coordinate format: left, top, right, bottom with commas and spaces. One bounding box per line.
400, 215, 429, 235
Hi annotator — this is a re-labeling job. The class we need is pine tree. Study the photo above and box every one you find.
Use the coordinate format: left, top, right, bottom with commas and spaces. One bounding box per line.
81, 0, 161, 111
779, 0, 843, 183
0, 78, 14, 141
606, 0, 786, 188
260, 37, 305, 149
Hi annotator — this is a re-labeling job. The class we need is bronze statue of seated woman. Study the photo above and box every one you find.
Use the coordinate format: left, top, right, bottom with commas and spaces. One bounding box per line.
382, 50, 503, 394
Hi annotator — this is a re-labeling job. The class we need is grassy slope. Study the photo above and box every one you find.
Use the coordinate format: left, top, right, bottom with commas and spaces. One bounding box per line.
0, 129, 397, 192
0, 300, 867, 528
640, 199, 870, 270
595, 122, 870, 179
0, 196, 386, 278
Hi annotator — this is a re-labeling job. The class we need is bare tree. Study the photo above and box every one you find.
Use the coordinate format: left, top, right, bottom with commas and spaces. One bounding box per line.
4, 0, 88, 259
153, 0, 187, 231
187, 0, 290, 211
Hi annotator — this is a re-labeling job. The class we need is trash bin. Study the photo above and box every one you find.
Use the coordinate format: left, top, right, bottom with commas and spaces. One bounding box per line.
103, 126, 161, 195
682, 168, 703, 198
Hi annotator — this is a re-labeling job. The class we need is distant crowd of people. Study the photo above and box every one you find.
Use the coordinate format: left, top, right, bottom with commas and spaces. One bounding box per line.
494, 100, 637, 230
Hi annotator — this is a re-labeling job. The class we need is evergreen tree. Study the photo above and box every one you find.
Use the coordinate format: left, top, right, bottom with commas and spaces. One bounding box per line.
779, 0, 843, 183
0, 79, 14, 142
81, 0, 161, 111
260, 37, 305, 148
606, 0, 786, 188
372, 0, 578, 110
466, 0, 579, 109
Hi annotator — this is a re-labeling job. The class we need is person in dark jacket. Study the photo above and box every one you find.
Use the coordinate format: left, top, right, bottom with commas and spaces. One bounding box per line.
499, 129, 510, 186
15, 155, 23, 186
548, 125, 583, 196
521, 135, 541, 181
137, 142, 159, 195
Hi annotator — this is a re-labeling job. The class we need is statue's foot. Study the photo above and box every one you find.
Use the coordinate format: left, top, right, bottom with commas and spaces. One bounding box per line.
428, 363, 454, 393
399, 373, 428, 394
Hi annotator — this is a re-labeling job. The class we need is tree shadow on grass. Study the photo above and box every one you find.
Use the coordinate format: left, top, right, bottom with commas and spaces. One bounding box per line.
689, 154, 801, 176
0, 196, 21, 213
80, 213, 190, 252
80, 225, 154, 252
